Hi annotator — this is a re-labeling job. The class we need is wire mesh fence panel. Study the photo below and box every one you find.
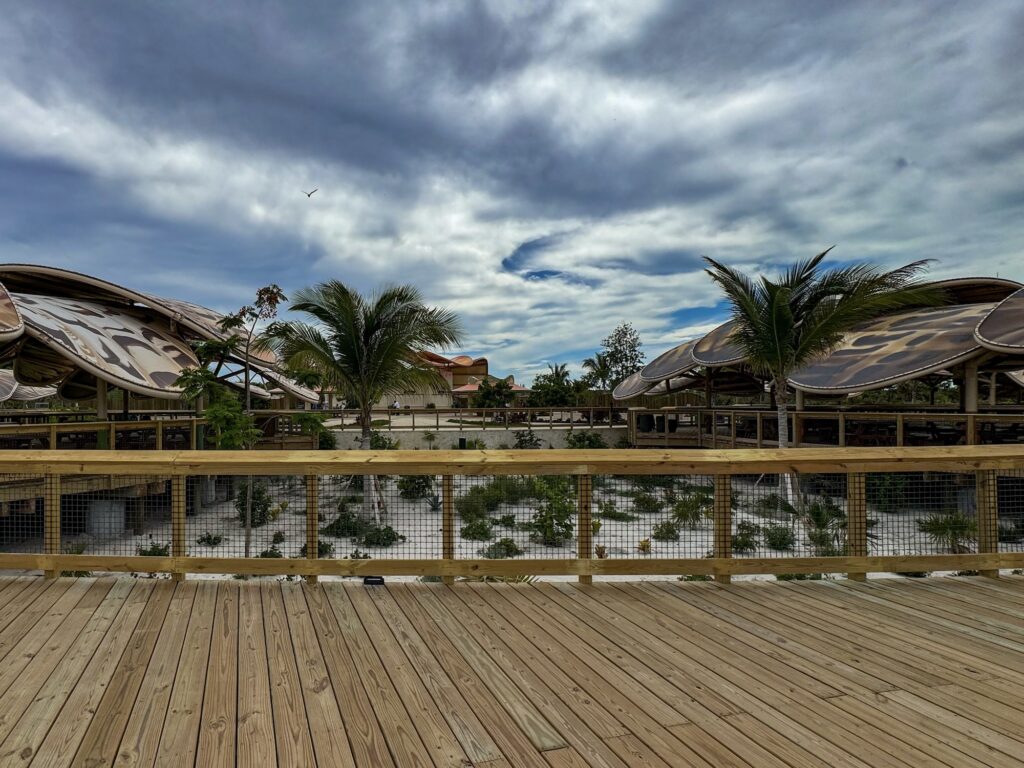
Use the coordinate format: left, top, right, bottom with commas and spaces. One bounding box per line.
997, 470, 1024, 553
317, 473, 443, 561
59, 475, 173, 559
450, 474, 578, 560
185, 474, 308, 560
54, 429, 102, 450
592, 474, 715, 559
114, 425, 158, 450
728, 473, 849, 559
866, 471, 979, 556
0, 473, 45, 555
0, 428, 49, 450
161, 423, 193, 450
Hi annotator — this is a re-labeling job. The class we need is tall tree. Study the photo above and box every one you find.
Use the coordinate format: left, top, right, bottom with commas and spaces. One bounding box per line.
704, 248, 943, 454
262, 281, 462, 519
219, 285, 287, 413
601, 323, 645, 387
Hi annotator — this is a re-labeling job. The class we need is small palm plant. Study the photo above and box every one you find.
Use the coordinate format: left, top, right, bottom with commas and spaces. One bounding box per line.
917, 511, 977, 554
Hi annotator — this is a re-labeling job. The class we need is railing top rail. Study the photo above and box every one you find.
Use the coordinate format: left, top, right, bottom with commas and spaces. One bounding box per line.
2, 445, 1023, 475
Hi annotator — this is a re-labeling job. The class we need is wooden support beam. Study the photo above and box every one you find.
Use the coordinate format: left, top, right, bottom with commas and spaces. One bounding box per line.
305, 474, 319, 585
577, 474, 593, 585
713, 474, 732, 584
976, 469, 999, 579
442, 475, 455, 585
847, 472, 867, 581
171, 475, 186, 582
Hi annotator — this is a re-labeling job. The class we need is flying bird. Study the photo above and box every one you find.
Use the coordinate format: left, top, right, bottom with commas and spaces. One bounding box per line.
303, 188, 318, 198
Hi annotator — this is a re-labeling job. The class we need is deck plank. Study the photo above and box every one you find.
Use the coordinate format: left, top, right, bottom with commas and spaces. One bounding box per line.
0, 576, 1020, 767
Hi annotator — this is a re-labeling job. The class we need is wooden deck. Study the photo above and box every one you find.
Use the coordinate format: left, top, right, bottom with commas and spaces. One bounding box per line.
0, 576, 1022, 767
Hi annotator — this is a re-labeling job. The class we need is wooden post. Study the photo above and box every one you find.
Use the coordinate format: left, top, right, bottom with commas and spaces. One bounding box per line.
190, 420, 198, 450
442, 475, 455, 585
756, 413, 763, 448
793, 413, 802, 448
838, 413, 846, 447
155, 420, 163, 450
171, 475, 186, 582
306, 474, 319, 585
44, 475, 61, 579
896, 414, 905, 447
976, 469, 999, 579
577, 474, 593, 585
48, 424, 57, 450
730, 411, 737, 449
847, 472, 867, 581
710, 410, 717, 449
108, 422, 116, 450
713, 474, 732, 584
966, 415, 977, 446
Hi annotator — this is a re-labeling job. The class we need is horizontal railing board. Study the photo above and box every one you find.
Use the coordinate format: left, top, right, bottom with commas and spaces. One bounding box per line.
1, 445, 1024, 475
3, 553, 1022, 577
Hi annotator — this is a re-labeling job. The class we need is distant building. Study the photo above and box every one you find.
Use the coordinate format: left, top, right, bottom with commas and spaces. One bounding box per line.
451, 376, 531, 406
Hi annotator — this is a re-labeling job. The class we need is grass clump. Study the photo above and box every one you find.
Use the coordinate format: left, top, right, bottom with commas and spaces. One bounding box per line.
299, 540, 335, 558
321, 498, 372, 539
397, 475, 434, 499
461, 518, 494, 541
137, 541, 170, 557
481, 538, 524, 559
258, 544, 283, 558
631, 492, 664, 515
731, 521, 760, 555
672, 495, 709, 527
597, 499, 639, 522
359, 525, 406, 548
652, 519, 680, 541
196, 532, 223, 547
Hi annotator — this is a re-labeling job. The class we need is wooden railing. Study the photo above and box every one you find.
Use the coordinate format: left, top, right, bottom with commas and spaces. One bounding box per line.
1, 446, 1022, 582
629, 407, 1024, 448
260, 406, 631, 432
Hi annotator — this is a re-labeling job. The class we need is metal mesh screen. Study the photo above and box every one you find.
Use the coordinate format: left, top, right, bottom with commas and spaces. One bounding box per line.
0, 473, 44, 554
59, 475, 173, 558
865, 471, 978, 556
997, 470, 1024, 553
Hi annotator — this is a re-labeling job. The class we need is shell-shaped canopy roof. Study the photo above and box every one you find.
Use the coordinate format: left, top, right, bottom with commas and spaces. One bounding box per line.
13, 293, 200, 399
0, 264, 318, 402
975, 288, 1024, 354
789, 303, 991, 395
644, 375, 699, 396
0, 369, 55, 402
612, 370, 655, 400
926, 277, 1022, 305
690, 320, 745, 368
640, 339, 699, 382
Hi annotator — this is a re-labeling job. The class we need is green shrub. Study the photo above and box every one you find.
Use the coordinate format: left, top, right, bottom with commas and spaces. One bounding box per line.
456, 476, 539, 522
258, 544, 283, 558
348, 548, 371, 560
597, 499, 639, 522
631, 475, 675, 490
492, 513, 517, 528
680, 574, 712, 582
672, 495, 709, 527
652, 519, 680, 541
513, 429, 543, 449
530, 479, 575, 546
369, 431, 399, 450
461, 518, 494, 541
321, 502, 371, 539
565, 432, 607, 449
196, 532, 223, 547
731, 521, 760, 554
481, 538, 524, 559
137, 541, 170, 557
61, 541, 92, 577
632, 492, 664, 515
299, 540, 335, 558
397, 475, 434, 499
359, 525, 406, 548
867, 473, 907, 514
427, 494, 442, 513
763, 524, 796, 551
776, 572, 824, 581
235, 480, 273, 528
271, 530, 286, 544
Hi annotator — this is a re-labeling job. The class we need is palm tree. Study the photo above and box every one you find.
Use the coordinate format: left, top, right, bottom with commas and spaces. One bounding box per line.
547, 363, 571, 386
704, 249, 943, 452
581, 351, 612, 391
262, 281, 462, 520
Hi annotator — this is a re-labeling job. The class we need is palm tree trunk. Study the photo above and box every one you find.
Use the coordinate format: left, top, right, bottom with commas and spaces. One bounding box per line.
360, 412, 377, 524
776, 384, 797, 505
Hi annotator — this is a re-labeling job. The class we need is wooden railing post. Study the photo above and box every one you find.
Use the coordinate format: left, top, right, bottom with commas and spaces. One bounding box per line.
171, 475, 186, 582
756, 414, 763, 448
847, 472, 867, 581
976, 469, 998, 579
713, 474, 732, 584
44, 475, 61, 579
48, 424, 57, 450
442, 475, 455, 585
577, 474, 593, 585
306, 474, 319, 585
838, 413, 846, 447
155, 420, 163, 450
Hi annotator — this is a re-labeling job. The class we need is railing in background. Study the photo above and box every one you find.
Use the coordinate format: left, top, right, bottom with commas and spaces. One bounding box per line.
258, 406, 631, 433
0, 446, 1022, 582
629, 407, 1024, 449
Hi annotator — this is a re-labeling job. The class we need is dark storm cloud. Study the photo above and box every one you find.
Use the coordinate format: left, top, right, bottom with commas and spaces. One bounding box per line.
1, 1, 1023, 377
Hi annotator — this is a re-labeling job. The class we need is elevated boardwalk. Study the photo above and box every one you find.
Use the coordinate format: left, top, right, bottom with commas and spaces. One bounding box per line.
0, 576, 1022, 766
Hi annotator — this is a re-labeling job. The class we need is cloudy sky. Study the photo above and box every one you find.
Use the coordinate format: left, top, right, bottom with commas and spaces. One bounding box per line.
1, 2, 1022, 381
